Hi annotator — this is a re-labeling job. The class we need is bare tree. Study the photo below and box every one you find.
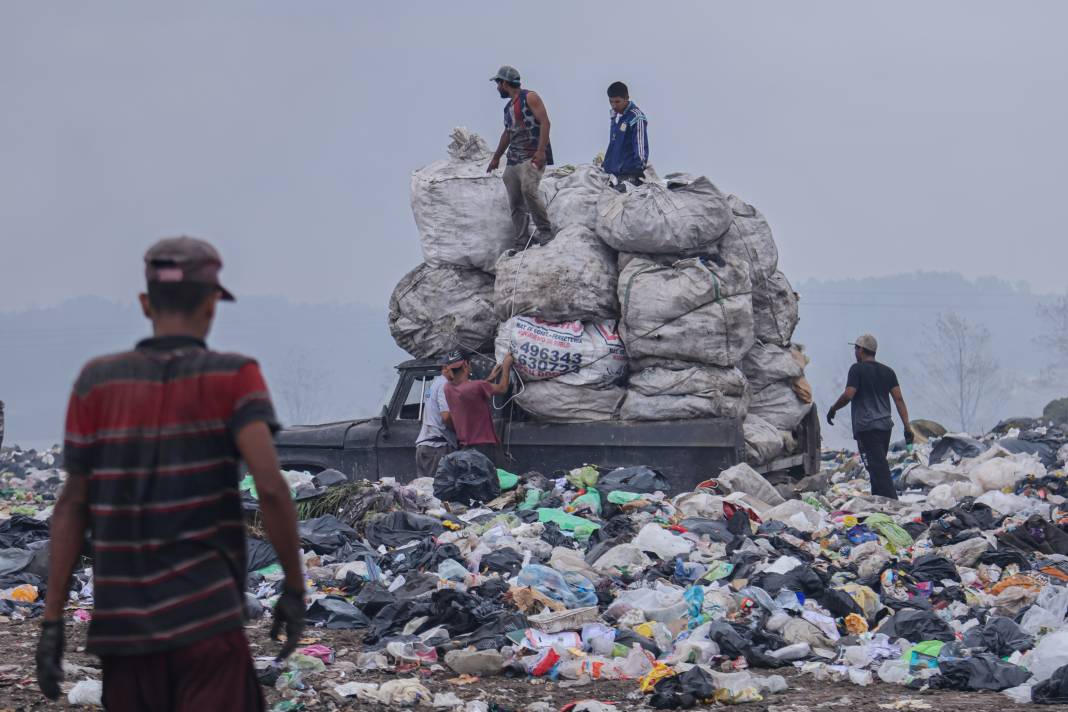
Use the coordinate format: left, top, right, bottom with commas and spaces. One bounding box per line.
1035, 294, 1068, 384
915, 312, 1001, 433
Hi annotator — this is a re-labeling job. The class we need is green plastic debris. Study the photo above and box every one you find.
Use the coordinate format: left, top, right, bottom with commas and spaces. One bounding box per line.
606, 490, 643, 505
566, 465, 599, 489
497, 469, 519, 491
865, 513, 913, 554
536, 508, 600, 541
256, 563, 282, 576
474, 513, 522, 535
239, 474, 258, 499
904, 640, 944, 669
701, 561, 735, 582
286, 653, 326, 673
519, 487, 543, 511
571, 488, 602, 515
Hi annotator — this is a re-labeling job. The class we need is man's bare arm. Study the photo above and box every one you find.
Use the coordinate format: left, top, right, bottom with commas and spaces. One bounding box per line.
236, 422, 303, 592
42, 474, 89, 620
488, 129, 510, 171
442, 411, 453, 428
490, 355, 514, 395
527, 92, 550, 168
891, 386, 912, 433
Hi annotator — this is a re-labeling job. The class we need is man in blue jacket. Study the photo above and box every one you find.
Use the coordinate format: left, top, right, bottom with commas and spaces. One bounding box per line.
603, 81, 649, 190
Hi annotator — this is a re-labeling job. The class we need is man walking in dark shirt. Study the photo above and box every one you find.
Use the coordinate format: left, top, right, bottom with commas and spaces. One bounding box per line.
826, 334, 914, 499
37, 237, 305, 710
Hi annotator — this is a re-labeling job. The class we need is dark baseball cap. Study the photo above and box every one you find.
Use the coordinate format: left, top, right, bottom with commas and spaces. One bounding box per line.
439, 350, 467, 367
144, 236, 235, 301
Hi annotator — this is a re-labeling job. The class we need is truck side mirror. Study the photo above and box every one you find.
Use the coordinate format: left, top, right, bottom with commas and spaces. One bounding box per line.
380, 405, 391, 439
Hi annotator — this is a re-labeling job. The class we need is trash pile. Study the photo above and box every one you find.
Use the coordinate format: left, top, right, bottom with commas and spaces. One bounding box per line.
389, 127, 813, 469
6, 414, 1068, 708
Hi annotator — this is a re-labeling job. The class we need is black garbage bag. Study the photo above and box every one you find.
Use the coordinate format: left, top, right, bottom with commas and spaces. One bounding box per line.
433, 450, 500, 505
0, 548, 33, 577
998, 515, 1068, 556
820, 588, 863, 618
380, 539, 460, 574
729, 551, 766, 581
906, 554, 961, 583
962, 616, 1034, 656
365, 511, 445, 548
472, 577, 510, 601
481, 548, 524, 576
597, 466, 669, 497
679, 518, 735, 543
246, 537, 278, 572
297, 515, 360, 554
354, 583, 396, 617
614, 628, 661, 657
976, 548, 1031, 571
0, 515, 51, 549
313, 468, 348, 488
929, 435, 987, 465
998, 436, 1057, 469
1033, 663, 1068, 704
364, 598, 433, 644
931, 653, 1030, 691
305, 595, 371, 629
650, 665, 717, 709
704, 620, 785, 669
426, 588, 501, 636
752, 565, 825, 598
455, 611, 528, 651
877, 608, 955, 642
540, 521, 571, 547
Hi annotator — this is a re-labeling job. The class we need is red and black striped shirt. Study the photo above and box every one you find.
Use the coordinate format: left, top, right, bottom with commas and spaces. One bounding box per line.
63, 335, 278, 656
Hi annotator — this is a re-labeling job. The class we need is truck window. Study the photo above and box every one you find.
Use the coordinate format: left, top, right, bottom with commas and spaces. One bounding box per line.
397, 373, 437, 421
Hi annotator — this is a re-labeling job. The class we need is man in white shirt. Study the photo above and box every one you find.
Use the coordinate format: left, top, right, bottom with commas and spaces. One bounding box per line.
414, 356, 458, 477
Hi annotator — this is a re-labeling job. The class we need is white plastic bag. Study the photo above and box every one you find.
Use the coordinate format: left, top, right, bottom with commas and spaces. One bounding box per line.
1025, 628, 1068, 682
633, 522, 693, 559
717, 462, 786, 506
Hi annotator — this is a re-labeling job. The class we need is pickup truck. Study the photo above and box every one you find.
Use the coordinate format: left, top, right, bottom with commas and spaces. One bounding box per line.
274, 357, 822, 494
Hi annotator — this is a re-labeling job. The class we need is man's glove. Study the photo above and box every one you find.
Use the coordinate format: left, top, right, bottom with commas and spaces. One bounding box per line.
36, 619, 64, 700
904, 427, 916, 447
825, 408, 836, 426
270, 586, 306, 662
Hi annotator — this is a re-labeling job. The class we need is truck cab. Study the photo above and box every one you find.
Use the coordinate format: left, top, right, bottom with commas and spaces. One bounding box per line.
274, 359, 821, 494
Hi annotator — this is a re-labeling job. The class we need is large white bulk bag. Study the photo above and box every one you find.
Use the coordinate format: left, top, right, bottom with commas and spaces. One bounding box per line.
495, 316, 627, 388
516, 380, 625, 422
749, 381, 812, 431
620, 364, 750, 421
410, 127, 513, 273
741, 343, 805, 393
494, 225, 619, 322
540, 164, 610, 232
388, 263, 497, 358
618, 254, 754, 366
596, 175, 732, 254
752, 270, 799, 347
719, 195, 779, 282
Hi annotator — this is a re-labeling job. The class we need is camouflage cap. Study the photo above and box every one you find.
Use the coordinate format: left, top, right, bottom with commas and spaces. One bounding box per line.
490, 65, 520, 84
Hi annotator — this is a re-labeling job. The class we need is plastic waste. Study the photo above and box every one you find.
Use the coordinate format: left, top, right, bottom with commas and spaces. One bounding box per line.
515, 564, 597, 609
1028, 629, 1068, 682
68, 679, 103, 706
1032, 663, 1068, 704
634, 523, 692, 559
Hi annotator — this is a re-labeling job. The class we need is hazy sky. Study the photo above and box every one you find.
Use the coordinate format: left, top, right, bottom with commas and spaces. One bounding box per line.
3, 1, 1066, 311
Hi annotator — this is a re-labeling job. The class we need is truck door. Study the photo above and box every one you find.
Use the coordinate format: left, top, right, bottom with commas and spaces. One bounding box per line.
374, 368, 438, 483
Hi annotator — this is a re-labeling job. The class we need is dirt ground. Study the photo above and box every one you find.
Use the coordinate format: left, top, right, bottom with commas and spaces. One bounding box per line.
0, 618, 1065, 711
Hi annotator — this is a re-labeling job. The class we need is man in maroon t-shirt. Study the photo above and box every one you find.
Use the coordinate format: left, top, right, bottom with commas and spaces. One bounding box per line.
442, 351, 513, 466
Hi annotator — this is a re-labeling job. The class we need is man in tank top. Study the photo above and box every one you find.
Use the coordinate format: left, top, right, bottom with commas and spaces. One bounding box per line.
486, 65, 555, 250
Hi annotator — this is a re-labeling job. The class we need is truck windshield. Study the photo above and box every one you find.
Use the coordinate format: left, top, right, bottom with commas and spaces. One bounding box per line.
397, 373, 437, 421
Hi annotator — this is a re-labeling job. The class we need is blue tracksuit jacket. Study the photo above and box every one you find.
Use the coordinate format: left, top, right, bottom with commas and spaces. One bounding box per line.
603, 102, 649, 177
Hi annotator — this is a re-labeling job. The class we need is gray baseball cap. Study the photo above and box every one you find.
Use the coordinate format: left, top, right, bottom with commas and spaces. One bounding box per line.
851, 334, 878, 353
144, 236, 235, 301
490, 65, 520, 84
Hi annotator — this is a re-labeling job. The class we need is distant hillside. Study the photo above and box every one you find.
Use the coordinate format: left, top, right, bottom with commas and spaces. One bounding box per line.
0, 296, 406, 448
3, 273, 1063, 449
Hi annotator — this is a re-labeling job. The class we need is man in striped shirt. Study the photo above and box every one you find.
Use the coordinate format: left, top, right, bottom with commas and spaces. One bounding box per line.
37, 237, 305, 711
